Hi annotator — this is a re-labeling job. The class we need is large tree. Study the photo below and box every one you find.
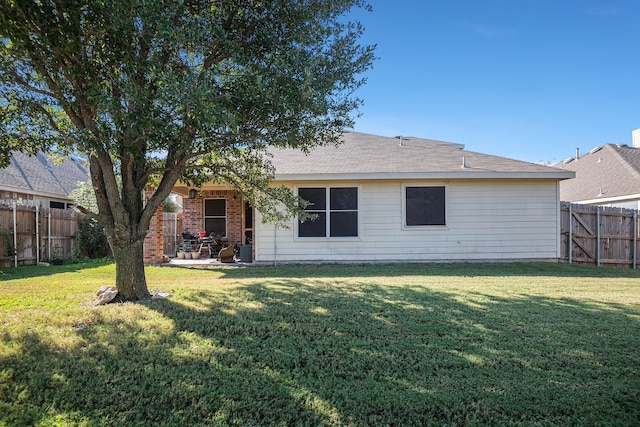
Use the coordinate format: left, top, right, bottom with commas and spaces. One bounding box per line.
0, 0, 374, 300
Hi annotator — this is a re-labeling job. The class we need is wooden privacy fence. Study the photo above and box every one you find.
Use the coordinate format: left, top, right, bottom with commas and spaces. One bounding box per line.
3, 201, 637, 267
0, 201, 80, 268
560, 202, 639, 268
163, 212, 182, 256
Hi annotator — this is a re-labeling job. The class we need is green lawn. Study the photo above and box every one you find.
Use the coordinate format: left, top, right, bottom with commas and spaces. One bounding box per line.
0, 261, 639, 426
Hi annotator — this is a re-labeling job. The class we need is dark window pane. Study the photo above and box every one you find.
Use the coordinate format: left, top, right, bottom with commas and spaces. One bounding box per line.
330, 187, 357, 210
406, 186, 445, 226
204, 199, 226, 216
205, 218, 227, 237
299, 188, 326, 210
330, 211, 358, 237
244, 201, 253, 228
50, 201, 65, 209
299, 212, 326, 237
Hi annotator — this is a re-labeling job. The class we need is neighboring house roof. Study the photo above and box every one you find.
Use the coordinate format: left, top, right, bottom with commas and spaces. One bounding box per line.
269, 131, 574, 181
0, 151, 88, 200
555, 144, 640, 203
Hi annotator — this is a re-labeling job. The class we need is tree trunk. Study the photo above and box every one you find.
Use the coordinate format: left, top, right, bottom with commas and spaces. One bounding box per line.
110, 237, 150, 301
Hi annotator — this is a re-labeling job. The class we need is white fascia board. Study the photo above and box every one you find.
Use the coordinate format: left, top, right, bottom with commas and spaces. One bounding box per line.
0, 184, 71, 200
574, 193, 640, 205
274, 171, 575, 181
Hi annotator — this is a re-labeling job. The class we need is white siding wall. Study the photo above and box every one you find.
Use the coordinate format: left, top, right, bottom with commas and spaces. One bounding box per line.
254, 179, 561, 263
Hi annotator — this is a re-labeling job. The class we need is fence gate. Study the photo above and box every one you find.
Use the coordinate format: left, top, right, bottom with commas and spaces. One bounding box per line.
163, 212, 182, 256
0, 202, 80, 268
561, 202, 638, 268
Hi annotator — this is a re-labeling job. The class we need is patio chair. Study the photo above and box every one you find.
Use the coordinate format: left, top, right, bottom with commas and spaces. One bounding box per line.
219, 246, 235, 263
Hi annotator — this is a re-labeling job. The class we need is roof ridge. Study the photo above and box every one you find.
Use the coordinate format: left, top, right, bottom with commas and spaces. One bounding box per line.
608, 145, 640, 182
464, 147, 565, 171
270, 131, 574, 177
11, 155, 34, 191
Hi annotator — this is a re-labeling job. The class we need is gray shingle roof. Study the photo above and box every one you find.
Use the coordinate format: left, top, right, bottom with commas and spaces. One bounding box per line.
270, 131, 573, 180
0, 151, 88, 199
556, 144, 640, 202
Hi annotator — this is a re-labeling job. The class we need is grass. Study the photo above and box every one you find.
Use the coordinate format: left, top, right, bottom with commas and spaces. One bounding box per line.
0, 261, 639, 426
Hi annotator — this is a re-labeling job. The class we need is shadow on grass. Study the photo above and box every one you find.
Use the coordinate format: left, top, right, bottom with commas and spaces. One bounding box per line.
189, 261, 640, 280
0, 259, 113, 281
1, 277, 639, 425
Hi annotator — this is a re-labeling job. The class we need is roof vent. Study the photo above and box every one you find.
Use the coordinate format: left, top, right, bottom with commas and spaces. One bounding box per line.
589, 146, 602, 154
562, 157, 575, 164
395, 136, 410, 146
616, 144, 628, 148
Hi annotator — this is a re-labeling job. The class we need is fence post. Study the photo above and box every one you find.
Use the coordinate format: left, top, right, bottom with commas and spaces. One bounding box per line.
596, 206, 601, 267
12, 202, 18, 267
48, 212, 51, 260
568, 204, 573, 264
635, 210, 638, 270
35, 205, 40, 264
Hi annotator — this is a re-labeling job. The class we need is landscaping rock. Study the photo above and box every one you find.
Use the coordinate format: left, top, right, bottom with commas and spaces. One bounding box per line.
92, 287, 172, 305
95, 286, 119, 306
151, 290, 173, 300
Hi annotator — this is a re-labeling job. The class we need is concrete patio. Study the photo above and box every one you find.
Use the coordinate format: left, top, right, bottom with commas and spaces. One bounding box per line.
162, 257, 255, 267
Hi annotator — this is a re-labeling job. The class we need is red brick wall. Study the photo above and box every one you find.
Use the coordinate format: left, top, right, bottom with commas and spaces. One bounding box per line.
226, 193, 243, 246
182, 190, 243, 246
182, 196, 203, 235
144, 188, 244, 263
143, 187, 164, 264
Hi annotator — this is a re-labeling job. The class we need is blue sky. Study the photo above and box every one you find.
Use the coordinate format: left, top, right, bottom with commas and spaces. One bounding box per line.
348, 1, 640, 164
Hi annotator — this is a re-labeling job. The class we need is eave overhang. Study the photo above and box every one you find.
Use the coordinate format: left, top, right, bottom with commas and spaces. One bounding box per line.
0, 183, 72, 201
573, 193, 640, 205
273, 171, 576, 181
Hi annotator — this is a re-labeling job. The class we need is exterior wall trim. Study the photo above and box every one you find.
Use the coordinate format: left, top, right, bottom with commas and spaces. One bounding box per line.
573, 193, 640, 205
275, 171, 575, 181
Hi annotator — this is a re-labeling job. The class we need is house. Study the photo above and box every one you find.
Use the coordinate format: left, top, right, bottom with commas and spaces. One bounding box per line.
0, 151, 88, 208
556, 128, 640, 209
168, 131, 574, 264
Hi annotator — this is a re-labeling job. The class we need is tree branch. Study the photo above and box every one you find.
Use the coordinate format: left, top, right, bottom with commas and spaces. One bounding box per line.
4, 68, 57, 98
203, 44, 231, 69
139, 155, 188, 229
91, 150, 125, 228
74, 204, 100, 221
32, 62, 85, 129
33, 103, 62, 133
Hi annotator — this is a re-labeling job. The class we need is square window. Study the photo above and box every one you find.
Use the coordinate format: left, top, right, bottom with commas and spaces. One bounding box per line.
205, 199, 226, 216
330, 211, 358, 236
298, 188, 326, 210
299, 212, 327, 237
330, 187, 358, 210
205, 218, 226, 237
298, 187, 358, 237
406, 186, 445, 226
